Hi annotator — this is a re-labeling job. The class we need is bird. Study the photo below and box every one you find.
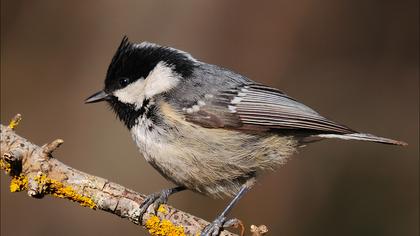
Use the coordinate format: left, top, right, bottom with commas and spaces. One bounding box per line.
85, 36, 406, 236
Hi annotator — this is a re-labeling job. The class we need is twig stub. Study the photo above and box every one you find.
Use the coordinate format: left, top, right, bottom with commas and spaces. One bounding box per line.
42, 139, 64, 156
8, 113, 22, 130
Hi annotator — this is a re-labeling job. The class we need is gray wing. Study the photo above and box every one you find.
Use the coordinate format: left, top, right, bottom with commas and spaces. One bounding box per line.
183, 83, 355, 134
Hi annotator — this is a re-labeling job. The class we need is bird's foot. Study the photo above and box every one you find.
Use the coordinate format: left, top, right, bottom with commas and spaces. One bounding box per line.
201, 217, 244, 236
137, 189, 172, 222
137, 186, 185, 223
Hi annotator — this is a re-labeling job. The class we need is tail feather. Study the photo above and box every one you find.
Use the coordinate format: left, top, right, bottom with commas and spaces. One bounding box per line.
315, 133, 407, 146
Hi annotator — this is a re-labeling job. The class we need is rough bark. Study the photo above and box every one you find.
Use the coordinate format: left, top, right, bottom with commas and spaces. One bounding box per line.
0, 115, 268, 236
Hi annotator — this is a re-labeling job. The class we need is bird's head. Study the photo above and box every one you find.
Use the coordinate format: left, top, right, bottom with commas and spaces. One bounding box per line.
85, 36, 197, 127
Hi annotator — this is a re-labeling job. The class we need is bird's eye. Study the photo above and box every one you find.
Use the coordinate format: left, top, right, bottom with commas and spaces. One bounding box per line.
119, 77, 130, 87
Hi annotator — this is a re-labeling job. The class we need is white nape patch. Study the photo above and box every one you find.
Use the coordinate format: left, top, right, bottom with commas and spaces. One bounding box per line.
144, 62, 180, 98
134, 41, 198, 63
197, 100, 206, 106
171, 48, 198, 63
113, 78, 146, 109
135, 41, 159, 48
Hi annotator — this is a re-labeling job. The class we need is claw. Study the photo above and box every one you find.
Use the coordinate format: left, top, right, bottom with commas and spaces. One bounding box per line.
201, 217, 243, 236
200, 180, 255, 236
201, 215, 225, 236
138, 192, 166, 220
137, 186, 185, 223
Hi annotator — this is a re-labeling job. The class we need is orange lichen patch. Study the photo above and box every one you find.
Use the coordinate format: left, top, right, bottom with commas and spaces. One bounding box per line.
145, 215, 186, 236
9, 174, 28, 192
35, 174, 97, 209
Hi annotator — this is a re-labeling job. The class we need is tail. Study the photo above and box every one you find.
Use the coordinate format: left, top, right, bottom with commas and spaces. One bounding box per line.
315, 133, 407, 146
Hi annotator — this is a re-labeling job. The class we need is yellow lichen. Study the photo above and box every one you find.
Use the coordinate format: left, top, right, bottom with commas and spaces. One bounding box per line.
145, 215, 186, 236
9, 174, 28, 192
0, 159, 12, 173
34, 174, 97, 209
8, 114, 22, 129
157, 204, 168, 214
2, 161, 96, 208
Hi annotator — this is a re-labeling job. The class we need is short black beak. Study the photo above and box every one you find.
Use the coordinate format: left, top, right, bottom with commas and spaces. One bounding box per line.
85, 90, 110, 104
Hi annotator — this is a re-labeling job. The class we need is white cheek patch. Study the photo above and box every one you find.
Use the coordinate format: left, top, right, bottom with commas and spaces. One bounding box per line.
113, 61, 180, 108
144, 62, 180, 98
113, 79, 146, 108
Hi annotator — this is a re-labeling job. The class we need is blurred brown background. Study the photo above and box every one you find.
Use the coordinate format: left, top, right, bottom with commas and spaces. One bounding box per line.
1, 1, 418, 236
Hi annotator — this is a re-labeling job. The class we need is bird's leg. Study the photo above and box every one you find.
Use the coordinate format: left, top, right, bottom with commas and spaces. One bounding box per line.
138, 186, 186, 221
201, 178, 255, 236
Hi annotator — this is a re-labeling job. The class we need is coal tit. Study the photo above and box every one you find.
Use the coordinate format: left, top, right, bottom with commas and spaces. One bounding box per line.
86, 36, 406, 236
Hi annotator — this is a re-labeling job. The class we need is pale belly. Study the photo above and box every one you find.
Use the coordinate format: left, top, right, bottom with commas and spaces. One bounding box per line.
130, 118, 297, 198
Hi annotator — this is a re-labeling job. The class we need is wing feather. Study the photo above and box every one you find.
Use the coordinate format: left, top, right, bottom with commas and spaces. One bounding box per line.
184, 83, 355, 134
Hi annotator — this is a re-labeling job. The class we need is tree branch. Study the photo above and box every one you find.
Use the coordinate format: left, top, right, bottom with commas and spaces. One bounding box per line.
1, 115, 268, 236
